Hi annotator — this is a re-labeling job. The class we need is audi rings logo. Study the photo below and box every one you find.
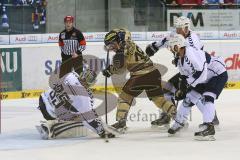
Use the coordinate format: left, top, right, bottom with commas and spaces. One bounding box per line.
132, 33, 143, 40
95, 33, 105, 40
27, 36, 38, 41
201, 32, 214, 39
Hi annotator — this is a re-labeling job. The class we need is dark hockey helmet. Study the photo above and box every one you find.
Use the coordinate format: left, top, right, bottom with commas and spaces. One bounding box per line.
104, 30, 120, 46
104, 29, 126, 46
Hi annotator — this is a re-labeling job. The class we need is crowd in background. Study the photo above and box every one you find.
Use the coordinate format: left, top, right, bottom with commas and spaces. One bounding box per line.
0, 0, 240, 34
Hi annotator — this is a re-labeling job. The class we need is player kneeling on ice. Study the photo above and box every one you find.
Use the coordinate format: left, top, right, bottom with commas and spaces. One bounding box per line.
102, 28, 176, 132
37, 70, 118, 139
166, 34, 228, 141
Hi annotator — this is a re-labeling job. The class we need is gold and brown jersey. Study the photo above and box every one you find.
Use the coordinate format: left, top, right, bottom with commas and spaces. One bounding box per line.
110, 40, 155, 76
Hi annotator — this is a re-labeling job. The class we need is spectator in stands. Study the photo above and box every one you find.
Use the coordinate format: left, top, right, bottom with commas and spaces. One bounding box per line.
202, 0, 224, 9
219, 0, 239, 8
224, 0, 234, 4
165, 0, 178, 5
165, 0, 179, 8
175, 0, 202, 8
234, 0, 240, 8
235, 0, 240, 3
224, 0, 236, 8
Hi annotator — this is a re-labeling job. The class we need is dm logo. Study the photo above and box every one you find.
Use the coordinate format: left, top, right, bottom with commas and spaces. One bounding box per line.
169, 12, 204, 28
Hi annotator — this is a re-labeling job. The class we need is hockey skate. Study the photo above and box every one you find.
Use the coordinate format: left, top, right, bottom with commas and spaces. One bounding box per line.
167, 121, 187, 136
199, 113, 220, 129
111, 119, 127, 133
212, 112, 220, 126
151, 112, 171, 130
99, 131, 116, 138
194, 123, 216, 141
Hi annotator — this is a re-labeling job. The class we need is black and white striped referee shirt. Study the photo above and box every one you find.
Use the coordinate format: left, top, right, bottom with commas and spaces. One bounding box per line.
58, 27, 86, 57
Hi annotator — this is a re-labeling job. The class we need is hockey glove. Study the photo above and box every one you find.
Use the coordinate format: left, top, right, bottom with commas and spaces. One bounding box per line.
145, 42, 159, 57
172, 56, 179, 67
161, 37, 167, 46
175, 89, 185, 101
102, 65, 113, 77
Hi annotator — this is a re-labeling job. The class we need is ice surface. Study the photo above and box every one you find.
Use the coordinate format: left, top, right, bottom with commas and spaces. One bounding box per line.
0, 90, 240, 160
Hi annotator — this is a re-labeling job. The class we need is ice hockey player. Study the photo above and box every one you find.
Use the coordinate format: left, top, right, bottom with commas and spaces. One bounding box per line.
145, 16, 219, 128
146, 16, 203, 57
102, 28, 176, 132
37, 69, 118, 140
166, 34, 228, 141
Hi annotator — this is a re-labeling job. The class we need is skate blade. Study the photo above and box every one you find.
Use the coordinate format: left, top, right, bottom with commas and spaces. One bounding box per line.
168, 131, 181, 137
117, 127, 127, 134
104, 125, 126, 136
194, 135, 216, 141
151, 124, 170, 131
36, 125, 49, 140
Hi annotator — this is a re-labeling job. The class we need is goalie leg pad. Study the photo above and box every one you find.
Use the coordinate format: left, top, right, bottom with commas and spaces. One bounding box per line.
36, 120, 88, 139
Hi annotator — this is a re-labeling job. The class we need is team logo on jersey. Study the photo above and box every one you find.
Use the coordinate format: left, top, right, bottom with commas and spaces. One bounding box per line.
61, 33, 65, 39
71, 32, 78, 39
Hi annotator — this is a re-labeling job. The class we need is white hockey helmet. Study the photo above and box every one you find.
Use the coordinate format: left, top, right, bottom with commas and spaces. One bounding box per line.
174, 16, 191, 29
168, 34, 186, 52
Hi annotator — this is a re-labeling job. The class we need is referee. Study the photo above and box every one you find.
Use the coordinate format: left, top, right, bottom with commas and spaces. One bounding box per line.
58, 15, 86, 78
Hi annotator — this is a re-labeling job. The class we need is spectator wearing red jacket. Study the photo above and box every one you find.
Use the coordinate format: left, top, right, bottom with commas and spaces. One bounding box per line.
224, 0, 237, 8
176, 0, 202, 8
177, 0, 202, 4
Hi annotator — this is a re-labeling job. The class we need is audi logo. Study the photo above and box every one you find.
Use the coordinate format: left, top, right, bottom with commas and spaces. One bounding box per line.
27, 36, 38, 41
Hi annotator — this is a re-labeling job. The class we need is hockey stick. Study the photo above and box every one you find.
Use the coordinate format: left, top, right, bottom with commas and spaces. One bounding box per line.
104, 50, 110, 142
175, 77, 182, 108
190, 106, 192, 121
105, 50, 110, 125
176, 78, 192, 121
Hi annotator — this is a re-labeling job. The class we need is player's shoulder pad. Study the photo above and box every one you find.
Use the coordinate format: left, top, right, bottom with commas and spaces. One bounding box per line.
185, 46, 198, 57
190, 32, 200, 40
125, 40, 136, 55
